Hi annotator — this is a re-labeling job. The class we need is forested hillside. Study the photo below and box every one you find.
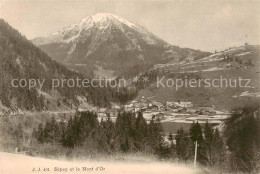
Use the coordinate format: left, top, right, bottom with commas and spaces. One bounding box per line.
0, 19, 131, 111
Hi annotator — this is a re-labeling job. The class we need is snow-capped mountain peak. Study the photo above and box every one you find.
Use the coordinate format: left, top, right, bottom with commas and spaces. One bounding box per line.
46, 13, 150, 43
31, 13, 173, 74
83, 13, 135, 28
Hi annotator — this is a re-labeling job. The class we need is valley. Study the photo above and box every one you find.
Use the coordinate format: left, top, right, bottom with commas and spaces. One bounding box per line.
1, 17, 259, 136
0, 8, 259, 173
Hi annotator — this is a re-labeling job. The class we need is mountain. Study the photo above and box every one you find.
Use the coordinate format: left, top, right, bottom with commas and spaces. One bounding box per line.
136, 44, 260, 110
32, 13, 210, 77
0, 19, 118, 112
152, 43, 260, 73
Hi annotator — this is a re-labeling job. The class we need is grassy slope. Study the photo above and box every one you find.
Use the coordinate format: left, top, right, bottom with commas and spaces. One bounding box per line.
138, 45, 260, 111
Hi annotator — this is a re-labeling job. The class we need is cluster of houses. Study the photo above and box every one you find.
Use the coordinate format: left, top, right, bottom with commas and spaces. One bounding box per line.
0, 95, 227, 126
94, 96, 222, 123
123, 97, 193, 113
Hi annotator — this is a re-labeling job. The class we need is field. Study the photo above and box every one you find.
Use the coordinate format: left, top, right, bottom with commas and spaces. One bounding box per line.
0, 152, 202, 174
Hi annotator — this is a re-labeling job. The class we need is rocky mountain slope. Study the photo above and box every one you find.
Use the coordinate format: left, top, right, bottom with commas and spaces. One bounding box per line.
32, 13, 209, 77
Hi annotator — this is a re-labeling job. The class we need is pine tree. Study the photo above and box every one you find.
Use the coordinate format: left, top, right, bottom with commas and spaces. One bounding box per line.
189, 122, 207, 165
211, 128, 226, 168
204, 121, 214, 166
64, 116, 74, 147
168, 132, 174, 147
36, 123, 44, 143
175, 127, 192, 161
225, 105, 260, 172
135, 112, 148, 151
167, 132, 176, 159
147, 117, 164, 152
14, 123, 24, 151
43, 116, 60, 145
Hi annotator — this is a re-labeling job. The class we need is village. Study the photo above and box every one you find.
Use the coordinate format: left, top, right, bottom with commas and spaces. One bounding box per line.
0, 95, 231, 134
95, 96, 231, 126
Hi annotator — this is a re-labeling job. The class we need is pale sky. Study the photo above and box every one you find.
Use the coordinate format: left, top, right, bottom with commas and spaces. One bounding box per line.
0, 0, 260, 52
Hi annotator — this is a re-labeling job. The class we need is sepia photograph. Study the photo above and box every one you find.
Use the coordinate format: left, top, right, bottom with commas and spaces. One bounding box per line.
0, 0, 259, 173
